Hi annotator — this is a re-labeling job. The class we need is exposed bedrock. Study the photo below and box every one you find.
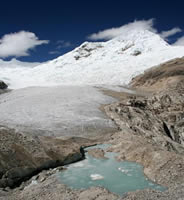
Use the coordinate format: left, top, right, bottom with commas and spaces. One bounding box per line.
0, 80, 8, 94
0, 81, 8, 90
107, 91, 184, 152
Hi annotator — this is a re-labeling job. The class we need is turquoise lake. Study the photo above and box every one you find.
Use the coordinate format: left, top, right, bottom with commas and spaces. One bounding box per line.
59, 144, 165, 196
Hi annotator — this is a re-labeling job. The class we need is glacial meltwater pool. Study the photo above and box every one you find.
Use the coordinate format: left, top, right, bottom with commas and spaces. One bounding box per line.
59, 144, 165, 196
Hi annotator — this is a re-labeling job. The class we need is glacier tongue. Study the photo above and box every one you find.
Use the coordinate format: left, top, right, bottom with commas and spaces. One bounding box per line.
1, 30, 184, 89
0, 86, 117, 136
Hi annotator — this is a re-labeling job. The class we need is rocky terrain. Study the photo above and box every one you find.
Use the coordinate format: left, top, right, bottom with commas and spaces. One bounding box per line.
0, 172, 119, 200
104, 57, 184, 199
0, 57, 184, 199
0, 126, 98, 189
131, 57, 184, 92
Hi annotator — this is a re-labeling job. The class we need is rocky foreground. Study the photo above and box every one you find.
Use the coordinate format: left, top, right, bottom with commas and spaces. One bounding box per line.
0, 126, 98, 189
0, 58, 184, 199
106, 57, 184, 199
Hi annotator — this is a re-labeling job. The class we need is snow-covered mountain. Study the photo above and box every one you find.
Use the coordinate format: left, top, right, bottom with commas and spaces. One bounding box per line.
1, 30, 184, 89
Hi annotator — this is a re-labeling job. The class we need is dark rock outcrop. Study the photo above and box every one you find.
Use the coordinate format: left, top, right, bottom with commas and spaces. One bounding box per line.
0, 81, 8, 90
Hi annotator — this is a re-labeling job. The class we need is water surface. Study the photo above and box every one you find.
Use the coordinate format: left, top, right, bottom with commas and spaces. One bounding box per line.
59, 144, 165, 196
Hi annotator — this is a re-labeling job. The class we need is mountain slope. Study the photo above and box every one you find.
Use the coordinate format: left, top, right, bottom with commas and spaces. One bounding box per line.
1, 30, 184, 89
131, 57, 184, 92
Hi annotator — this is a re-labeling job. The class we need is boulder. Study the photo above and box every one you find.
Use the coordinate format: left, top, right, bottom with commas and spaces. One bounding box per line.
87, 148, 107, 159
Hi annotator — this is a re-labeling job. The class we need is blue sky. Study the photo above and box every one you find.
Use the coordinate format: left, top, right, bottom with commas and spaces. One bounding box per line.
0, 0, 184, 62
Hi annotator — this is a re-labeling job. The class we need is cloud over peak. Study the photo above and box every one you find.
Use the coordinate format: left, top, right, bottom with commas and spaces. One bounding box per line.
88, 19, 183, 44
173, 36, 184, 46
0, 31, 49, 58
88, 19, 156, 40
56, 40, 72, 49
160, 27, 182, 40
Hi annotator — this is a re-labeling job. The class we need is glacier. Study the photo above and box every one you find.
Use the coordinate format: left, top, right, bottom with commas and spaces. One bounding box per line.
0, 86, 118, 136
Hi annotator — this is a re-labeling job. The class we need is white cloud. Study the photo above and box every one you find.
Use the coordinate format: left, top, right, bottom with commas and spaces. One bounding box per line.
88, 19, 157, 40
56, 40, 72, 49
88, 19, 183, 42
49, 41, 72, 55
49, 50, 60, 55
173, 36, 184, 46
0, 31, 49, 58
160, 28, 182, 39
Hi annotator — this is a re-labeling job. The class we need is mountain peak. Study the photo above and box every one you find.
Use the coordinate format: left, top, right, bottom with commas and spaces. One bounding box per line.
0, 30, 184, 89
113, 29, 161, 41
108, 29, 168, 51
